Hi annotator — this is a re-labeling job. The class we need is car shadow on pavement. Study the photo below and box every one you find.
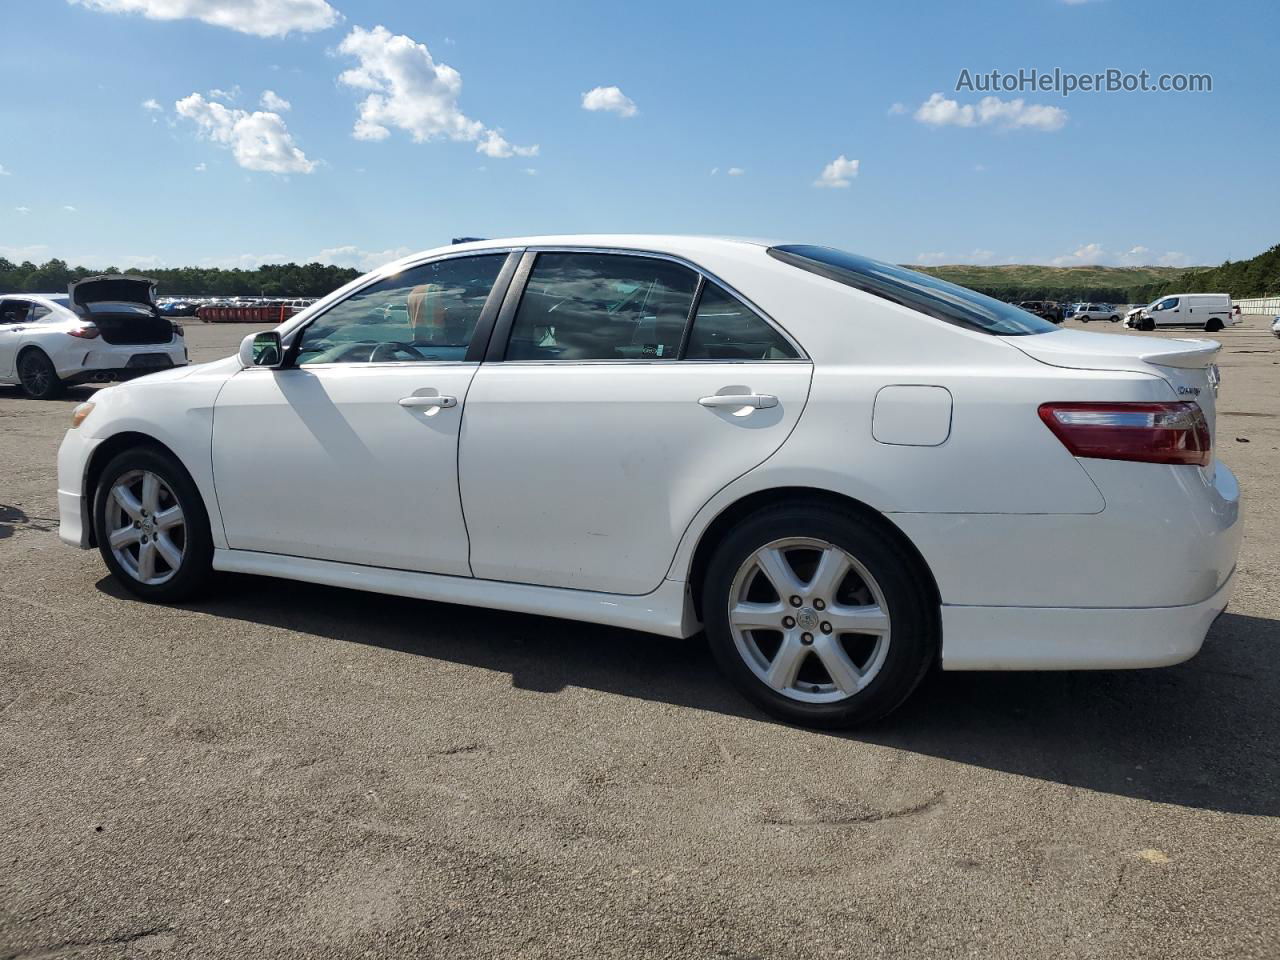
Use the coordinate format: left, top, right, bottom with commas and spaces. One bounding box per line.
99, 573, 1280, 817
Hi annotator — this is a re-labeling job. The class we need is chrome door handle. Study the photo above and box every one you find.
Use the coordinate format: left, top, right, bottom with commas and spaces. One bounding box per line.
698, 393, 778, 410
398, 394, 457, 408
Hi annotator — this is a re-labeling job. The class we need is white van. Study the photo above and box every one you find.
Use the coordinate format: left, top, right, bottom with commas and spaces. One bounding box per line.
1131, 293, 1235, 331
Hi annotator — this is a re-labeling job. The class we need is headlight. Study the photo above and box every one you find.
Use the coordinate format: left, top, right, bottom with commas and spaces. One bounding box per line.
70, 401, 95, 428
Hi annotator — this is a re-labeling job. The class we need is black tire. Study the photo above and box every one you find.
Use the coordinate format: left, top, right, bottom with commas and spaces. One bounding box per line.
1141, 318, 1155, 331
17, 349, 64, 400
1205, 319, 1223, 332
1081, 317, 1089, 323
702, 503, 939, 729
93, 446, 214, 602
1109, 316, 1120, 323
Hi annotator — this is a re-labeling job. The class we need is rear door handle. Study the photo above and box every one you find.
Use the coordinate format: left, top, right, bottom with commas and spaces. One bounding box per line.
699, 393, 778, 410
399, 394, 457, 409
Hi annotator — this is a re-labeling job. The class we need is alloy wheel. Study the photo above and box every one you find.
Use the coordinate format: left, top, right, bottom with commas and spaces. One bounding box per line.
19, 356, 51, 395
105, 469, 187, 585
727, 537, 891, 704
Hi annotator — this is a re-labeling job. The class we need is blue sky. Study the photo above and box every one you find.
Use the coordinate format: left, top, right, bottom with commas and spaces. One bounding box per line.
2, 0, 1277, 272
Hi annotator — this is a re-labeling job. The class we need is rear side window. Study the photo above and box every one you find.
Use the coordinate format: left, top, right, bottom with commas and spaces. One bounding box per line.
506, 253, 698, 361
685, 283, 798, 360
768, 244, 1056, 336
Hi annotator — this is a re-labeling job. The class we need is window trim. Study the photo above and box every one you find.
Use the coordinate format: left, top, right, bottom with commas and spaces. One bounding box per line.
485, 245, 808, 365
280, 249, 522, 369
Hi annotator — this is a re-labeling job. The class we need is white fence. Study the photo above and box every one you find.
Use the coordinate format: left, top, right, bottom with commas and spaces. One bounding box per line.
1235, 296, 1280, 315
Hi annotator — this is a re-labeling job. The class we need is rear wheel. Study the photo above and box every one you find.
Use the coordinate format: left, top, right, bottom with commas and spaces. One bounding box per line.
702, 504, 938, 728
93, 447, 214, 602
1205, 318, 1223, 332
1109, 315, 1120, 323
17, 349, 63, 400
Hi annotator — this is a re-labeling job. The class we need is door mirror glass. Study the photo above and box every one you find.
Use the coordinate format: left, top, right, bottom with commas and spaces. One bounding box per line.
239, 331, 283, 369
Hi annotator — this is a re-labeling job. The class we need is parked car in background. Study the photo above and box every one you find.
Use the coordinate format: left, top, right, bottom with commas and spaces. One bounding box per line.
1271, 316, 1280, 338
1132, 293, 1235, 332
56, 236, 1241, 728
1075, 303, 1122, 323
1017, 300, 1063, 323
1, 277, 187, 398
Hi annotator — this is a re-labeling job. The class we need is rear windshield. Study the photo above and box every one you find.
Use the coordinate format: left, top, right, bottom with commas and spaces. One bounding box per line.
768, 244, 1056, 336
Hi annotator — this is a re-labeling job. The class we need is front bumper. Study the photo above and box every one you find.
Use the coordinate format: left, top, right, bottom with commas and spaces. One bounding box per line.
57, 428, 101, 548
939, 568, 1235, 670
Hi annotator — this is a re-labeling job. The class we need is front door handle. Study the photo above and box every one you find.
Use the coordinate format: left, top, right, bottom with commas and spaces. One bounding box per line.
399, 394, 457, 409
699, 393, 778, 410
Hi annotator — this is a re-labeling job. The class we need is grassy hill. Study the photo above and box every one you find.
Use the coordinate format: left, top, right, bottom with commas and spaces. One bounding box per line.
906, 263, 1201, 303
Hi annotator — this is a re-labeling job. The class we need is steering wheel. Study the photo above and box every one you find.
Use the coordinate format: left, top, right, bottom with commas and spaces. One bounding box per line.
369, 341, 427, 363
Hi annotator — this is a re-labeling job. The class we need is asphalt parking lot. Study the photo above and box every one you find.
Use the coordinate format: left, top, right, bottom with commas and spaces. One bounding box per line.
2, 315, 1278, 960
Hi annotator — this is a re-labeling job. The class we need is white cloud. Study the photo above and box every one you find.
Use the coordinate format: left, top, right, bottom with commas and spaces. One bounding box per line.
0, 164, 10, 176
727, 167, 745, 176
524, 167, 537, 176
194, 162, 207, 172
813, 155, 859, 188
0, 244, 51, 262
68, 0, 340, 38
260, 89, 291, 111
15, 206, 31, 214
316, 245, 412, 271
1157, 251, 1190, 267
888, 102, 907, 116
141, 98, 162, 112
63, 205, 78, 213
973, 163, 987, 173
337, 25, 537, 161
915, 252, 949, 265
175, 91, 316, 174
208, 86, 240, 102
581, 85, 638, 118
914, 92, 1067, 131
1051, 242, 1105, 266
914, 249, 996, 266
709, 167, 719, 175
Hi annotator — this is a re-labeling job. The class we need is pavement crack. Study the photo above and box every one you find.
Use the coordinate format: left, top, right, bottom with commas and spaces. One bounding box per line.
1, 925, 174, 960
761, 790, 945, 827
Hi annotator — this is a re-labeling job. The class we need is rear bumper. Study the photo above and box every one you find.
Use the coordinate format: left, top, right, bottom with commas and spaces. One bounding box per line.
940, 568, 1235, 670
54, 341, 187, 382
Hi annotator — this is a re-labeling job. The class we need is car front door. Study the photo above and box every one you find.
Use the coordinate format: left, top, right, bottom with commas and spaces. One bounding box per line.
211, 251, 516, 574
458, 250, 813, 596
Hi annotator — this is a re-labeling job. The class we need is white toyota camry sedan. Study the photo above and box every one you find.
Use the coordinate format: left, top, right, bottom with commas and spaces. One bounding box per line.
1, 277, 188, 398
56, 236, 1243, 727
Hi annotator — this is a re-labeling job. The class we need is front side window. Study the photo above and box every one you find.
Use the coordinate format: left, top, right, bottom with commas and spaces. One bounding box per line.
685, 283, 799, 360
505, 253, 698, 361
296, 254, 506, 365
1155, 297, 1179, 311
768, 244, 1057, 336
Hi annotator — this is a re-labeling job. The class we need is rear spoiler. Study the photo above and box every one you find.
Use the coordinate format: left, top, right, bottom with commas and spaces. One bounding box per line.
1140, 339, 1221, 369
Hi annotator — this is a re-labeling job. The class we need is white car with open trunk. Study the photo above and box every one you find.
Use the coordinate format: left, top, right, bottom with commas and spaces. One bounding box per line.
0, 277, 187, 398
55, 237, 1242, 727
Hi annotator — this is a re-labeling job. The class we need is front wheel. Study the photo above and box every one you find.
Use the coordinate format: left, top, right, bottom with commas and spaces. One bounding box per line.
93, 447, 214, 602
17, 350, 64, 399
702, 504, 938, 728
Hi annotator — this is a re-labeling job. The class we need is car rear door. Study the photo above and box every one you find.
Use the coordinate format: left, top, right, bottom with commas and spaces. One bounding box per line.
458, 249, 813, 596
211, 251, 518, 575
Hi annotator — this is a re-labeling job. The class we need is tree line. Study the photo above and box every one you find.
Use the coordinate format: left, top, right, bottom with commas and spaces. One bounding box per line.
0, 258, 361, 298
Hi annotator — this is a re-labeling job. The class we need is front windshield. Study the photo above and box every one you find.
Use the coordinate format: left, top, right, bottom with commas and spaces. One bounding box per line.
768, 244, 1056, 336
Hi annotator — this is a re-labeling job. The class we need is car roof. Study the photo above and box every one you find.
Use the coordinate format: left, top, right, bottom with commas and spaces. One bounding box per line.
396, 234, 777, 265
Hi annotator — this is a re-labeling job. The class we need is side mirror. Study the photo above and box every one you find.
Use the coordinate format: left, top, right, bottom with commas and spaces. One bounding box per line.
239, 331, 283, 369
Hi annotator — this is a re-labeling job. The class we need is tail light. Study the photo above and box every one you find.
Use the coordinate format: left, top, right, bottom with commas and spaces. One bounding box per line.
1038, 402, 1211, 467
67, 323, 100, 339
